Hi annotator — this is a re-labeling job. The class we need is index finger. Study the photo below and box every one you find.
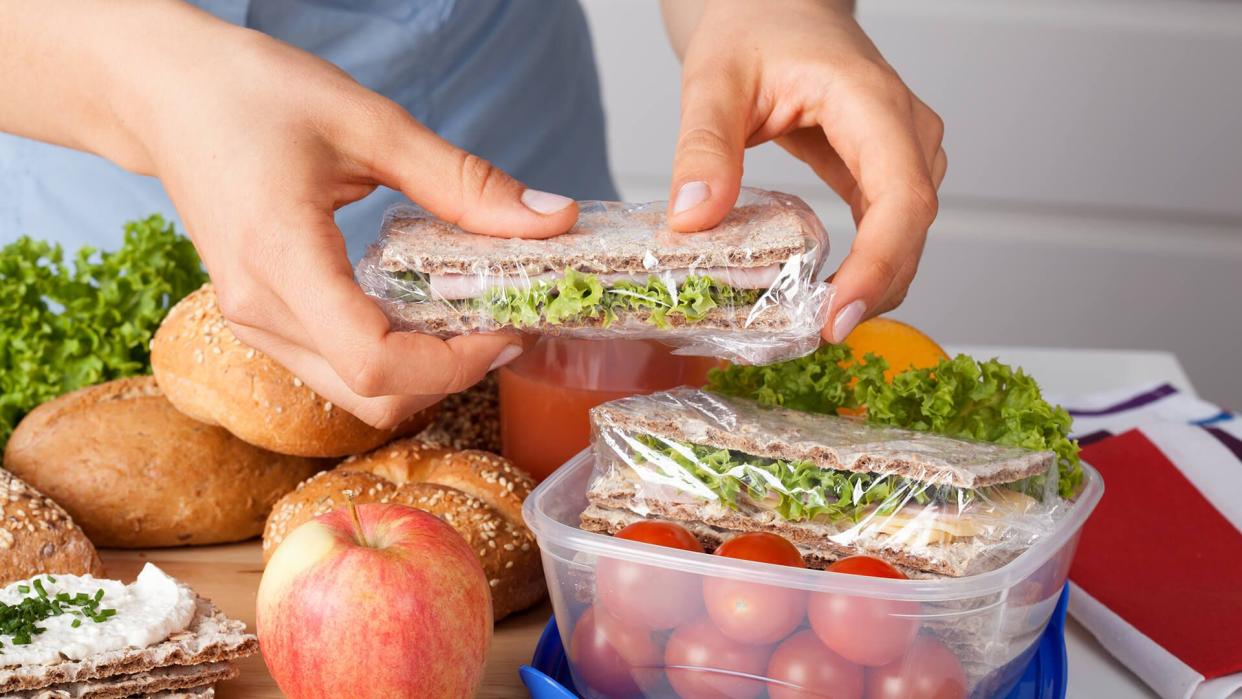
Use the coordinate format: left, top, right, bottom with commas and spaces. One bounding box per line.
818, 88, 938, 341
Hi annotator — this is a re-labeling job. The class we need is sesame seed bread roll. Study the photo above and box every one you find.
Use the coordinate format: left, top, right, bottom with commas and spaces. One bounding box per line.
262, 438, 543, 621
150, 284, 435, 458
3, 376, 330, 548
0, 468, 104, 586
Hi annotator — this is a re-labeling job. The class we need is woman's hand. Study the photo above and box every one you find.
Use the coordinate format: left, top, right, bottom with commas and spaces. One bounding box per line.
661, 0, 947, 342
1, 1, 577, 428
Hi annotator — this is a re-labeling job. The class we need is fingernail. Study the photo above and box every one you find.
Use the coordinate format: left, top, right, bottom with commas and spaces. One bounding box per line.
488, 344, 524, 371
672, 181, 710, 215
831, 300, 866, 343
521, 189, 574, 214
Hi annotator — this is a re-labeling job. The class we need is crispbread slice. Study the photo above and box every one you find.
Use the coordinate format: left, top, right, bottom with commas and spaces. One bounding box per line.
579, 466, 1028, 577
19, 661, 234, 699
372, 198, 813, 276
0, 589, 257, 694
591, 388, 1054, 488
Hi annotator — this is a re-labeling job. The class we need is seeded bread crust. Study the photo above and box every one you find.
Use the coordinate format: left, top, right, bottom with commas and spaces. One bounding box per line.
19, 661, 233, 699
0, 469, 104, 586
3, 376, 328, 548
373, 198, 813, 276
151, 284, 434, 458
0, 588, 257, 693
262, 439, 544, 621
416, 373, 501, 452
592, 389, 1054, 488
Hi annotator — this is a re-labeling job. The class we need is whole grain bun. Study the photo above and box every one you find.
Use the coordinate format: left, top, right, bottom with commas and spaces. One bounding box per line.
263, 438, 543, 621
3, 376, 329, 548
0, 468, 104, 586
416, 373, 500, 452
150, 284, 434, 458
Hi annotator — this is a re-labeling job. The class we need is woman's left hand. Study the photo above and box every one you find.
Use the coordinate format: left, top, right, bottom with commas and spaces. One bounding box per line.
661, 0, 947, 342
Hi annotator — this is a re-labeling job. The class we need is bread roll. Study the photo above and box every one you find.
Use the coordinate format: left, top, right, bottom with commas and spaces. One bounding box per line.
0, 468, 104, 585
3, 376, 329, 548
264, 438, 543, 621
151, 284, 434, 458
417, 373, 500, 452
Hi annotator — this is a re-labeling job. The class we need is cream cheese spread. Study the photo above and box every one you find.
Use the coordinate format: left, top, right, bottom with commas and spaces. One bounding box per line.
0, 563, 196, 666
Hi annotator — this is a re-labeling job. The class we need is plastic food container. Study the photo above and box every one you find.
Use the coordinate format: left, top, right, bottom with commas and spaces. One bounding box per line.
523, 450, 1103, 699
499, 338, 719, 481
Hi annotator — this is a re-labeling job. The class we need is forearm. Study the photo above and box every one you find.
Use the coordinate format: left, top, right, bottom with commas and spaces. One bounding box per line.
659, 0, 855, 60
0, 0, 240, 174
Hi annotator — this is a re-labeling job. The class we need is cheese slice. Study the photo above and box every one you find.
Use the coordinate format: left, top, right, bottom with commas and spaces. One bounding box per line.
865, 488, 1039, 544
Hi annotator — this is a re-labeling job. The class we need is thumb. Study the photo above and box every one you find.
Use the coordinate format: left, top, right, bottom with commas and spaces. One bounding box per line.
667, 69, 748, 232
370, 110, 578, 239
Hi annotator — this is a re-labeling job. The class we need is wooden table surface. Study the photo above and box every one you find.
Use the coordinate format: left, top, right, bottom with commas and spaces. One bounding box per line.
100, 542, 548, 698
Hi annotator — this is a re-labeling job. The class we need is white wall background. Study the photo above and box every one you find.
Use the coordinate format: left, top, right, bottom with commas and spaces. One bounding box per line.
580, 0, 1242, 407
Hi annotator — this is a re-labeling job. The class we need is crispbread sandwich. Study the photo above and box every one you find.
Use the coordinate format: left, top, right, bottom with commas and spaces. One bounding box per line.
0, 565, 257, 698
357, 189, 831, 362
581, 389, 1063, 577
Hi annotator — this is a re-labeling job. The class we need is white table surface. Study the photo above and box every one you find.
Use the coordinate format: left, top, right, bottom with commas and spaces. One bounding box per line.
950, 345, 1189, 699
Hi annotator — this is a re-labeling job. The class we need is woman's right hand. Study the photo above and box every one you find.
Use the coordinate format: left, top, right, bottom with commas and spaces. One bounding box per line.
16, 2, 580, 428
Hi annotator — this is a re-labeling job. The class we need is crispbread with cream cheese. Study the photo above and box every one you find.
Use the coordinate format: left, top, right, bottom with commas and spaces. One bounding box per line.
19, 661, 233, 698
591, 388, 1054, 488
373, 201, 809, 276
0, 587, 256, 694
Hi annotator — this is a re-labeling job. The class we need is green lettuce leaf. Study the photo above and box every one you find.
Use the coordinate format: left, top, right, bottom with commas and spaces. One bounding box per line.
473, 269, 762, 329
632, 435, 976, 523
0, 215, 208, 450
707, 347, 1084, 499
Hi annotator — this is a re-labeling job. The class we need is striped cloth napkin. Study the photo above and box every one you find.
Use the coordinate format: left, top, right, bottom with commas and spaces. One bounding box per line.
1049, 383, 1242, 699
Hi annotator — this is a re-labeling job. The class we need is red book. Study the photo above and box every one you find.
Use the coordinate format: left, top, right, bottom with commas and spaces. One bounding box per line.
1071, 429, 1242, 679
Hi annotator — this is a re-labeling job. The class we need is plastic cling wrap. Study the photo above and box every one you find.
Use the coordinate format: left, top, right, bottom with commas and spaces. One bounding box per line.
356, 189, 832, 365
583, 388, 1068, 578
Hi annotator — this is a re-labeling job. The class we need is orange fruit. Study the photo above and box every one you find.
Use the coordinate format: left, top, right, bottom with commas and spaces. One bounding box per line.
842, 317, 948, 382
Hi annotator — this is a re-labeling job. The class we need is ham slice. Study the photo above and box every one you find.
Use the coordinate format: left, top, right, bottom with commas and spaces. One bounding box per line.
428, 264, 782, 301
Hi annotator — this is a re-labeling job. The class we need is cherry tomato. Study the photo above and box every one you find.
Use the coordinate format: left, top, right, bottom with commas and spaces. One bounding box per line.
808, 556, 919, 666
597, 520, 705, 630
715, 533, 805, 567
665, 618, 773, 699
864, 636, 967, 699
569, 606, 664, 698
766, 630, 864, 699
826, 556, 907, 579
615, 520, 705, 551
703, 533, 807, 645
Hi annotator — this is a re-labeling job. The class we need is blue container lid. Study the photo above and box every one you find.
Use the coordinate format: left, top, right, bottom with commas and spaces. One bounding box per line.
521, 583, 1069, 699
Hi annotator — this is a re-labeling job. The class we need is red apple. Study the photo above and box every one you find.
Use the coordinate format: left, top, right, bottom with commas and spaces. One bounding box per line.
257, 503, 492, 699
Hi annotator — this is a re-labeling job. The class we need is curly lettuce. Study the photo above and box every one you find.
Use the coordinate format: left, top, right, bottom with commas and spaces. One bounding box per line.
0, 215, 208, 450
476, 269, 762, 329
634, 435, 974, 523
708, 347, 1084, 499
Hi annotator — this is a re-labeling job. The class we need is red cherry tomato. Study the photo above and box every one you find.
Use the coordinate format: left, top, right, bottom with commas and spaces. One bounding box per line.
808, 556, 919, 666
766, 630, 864, 699
715, 533, 805, 567
569, 606, 664, 698
615, 520, 705, 552
864, 636, 967, 699
665, 618, 773, 699
703, 533, 807, 645
826, 556, 907, 579
597, 521, 705, 630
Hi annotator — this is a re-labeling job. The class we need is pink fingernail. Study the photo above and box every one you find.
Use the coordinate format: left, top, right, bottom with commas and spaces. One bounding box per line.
672, 181, 710, 215
831, 300, 866, 343
521, 189, 574, 214
489, 344, 524, 371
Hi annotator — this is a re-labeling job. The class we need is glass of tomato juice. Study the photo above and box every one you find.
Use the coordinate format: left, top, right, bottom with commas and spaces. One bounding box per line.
498, 337, 720, 481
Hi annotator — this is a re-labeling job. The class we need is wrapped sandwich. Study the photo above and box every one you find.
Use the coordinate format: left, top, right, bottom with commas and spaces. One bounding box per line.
582, 388, 1069, 577
356, 188, 832, 364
